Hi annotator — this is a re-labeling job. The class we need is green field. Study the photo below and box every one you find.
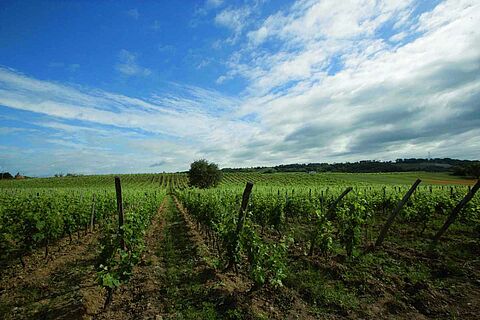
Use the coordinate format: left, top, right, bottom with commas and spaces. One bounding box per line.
1, 171, 479, 319
318, 171, 476, 185
0, 171, 475, 189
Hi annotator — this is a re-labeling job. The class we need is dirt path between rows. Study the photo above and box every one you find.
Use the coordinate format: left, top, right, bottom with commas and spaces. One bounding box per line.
96, 195, 231, 319
94, 197, 169, 319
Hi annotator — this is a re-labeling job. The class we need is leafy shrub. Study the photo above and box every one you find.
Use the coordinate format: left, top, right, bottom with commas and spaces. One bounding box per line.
188, 159, 222, 189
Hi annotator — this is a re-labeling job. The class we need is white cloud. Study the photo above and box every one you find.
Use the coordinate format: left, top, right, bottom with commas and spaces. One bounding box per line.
416, 0, 476, 32
215, 6, 252, 43
220, 0, 480, 163
228, 0, 421, 94
196, 59, 211, 69
0, 66, 260, 174
206, 0, 223, 8
249, 0, 415, 45
216, 75, 228, 84
0, 67, 244, 138
126, 8, 139, 20
115, 49, 151, 77
247, 26, 269, 45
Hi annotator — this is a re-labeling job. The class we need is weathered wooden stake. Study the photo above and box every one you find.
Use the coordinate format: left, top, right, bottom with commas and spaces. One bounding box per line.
115, 176, 125, 250
433, 180, 480, 243
320, 190, 324, 212
309, 187, 352, 256
382, 187, 386, 216
235, 181, 254, 236
326, 187, 353, 220
228, 181, 254, 270
375, 179, 421, 247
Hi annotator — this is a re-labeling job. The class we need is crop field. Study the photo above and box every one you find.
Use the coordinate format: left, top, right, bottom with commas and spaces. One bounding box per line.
1, 172, 479, 319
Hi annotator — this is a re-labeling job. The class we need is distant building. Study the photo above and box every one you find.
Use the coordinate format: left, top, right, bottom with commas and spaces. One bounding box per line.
308, 171, 316, 174
15, 172, 25, 180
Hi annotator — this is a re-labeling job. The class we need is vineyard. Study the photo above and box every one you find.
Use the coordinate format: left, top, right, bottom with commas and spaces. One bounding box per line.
0, 172, 479, 319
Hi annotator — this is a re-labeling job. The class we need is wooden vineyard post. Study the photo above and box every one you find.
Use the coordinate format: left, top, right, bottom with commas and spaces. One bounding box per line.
90, 193, 96, 232
382, 186, 386, 216
309, 187, 352, 256
433, 180, 480, 244
115, 176, 126, 250
228, 181, 254, 270
375, 179, 421, 248
235, 181, 254, 237
326, 187, 353, 220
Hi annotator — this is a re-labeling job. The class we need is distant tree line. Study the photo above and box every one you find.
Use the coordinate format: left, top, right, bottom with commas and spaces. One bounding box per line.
452, 162, 480, 179
222, 158, 480, 177
0, 172, 26, 180
0, 172, 84, 179
0, 172, 14, 180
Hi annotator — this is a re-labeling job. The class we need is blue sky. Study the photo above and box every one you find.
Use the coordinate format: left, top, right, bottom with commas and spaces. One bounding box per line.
0, 0, 479, 176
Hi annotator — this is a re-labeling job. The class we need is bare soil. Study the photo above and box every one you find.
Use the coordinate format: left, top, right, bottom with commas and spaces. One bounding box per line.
0, 231, 101, 319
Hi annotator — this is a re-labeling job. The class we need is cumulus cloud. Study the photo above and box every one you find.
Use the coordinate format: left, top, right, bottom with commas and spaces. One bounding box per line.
233, 0, 422, 94
221, 0, 480, 162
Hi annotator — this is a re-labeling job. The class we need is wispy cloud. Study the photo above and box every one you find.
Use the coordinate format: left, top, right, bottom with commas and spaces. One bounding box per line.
126, 8, 139, 20
0, 66, 248, 137
206, 0, 223, 9
193, 0, 225, 19
115, 49, 151, 77
215, 6, 253, 44
0, 66, 258, 175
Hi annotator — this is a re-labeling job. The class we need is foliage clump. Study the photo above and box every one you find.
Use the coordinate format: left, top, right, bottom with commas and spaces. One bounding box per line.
188, 159, 222, 188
